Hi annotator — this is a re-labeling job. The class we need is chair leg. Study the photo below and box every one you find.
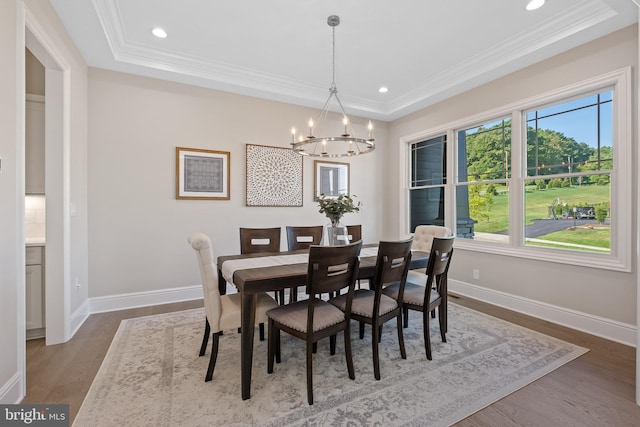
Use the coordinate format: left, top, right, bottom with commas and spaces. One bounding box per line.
423, 310, 432, 360
396, 313, 406, 359
372, 322, 381, 380
205, 332, 221, 382
267, 320, 275, 374
306, 339, 314, 405
312, 341, 318, 354
439, 306, 447, 343
199, 318, 211, 356
378, 325, 383, 343
330, 335, 336, 355
259, 323, 265, 341
344, 324, 355, 380
403, 306, 409, 329
359, 322, 365, 339
431, 309, 436, 319
275, 328, 281, 364
290, 286, 298, 302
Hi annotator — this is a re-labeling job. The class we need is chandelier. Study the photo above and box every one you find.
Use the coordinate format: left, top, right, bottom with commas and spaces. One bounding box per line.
290, 15, 375, 158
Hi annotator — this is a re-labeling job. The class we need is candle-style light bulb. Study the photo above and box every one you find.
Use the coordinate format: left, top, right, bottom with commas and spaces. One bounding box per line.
290, 127, 296, 144
342, 114, 349, 137
368, 120, 373, 140
308, 118, 314, 138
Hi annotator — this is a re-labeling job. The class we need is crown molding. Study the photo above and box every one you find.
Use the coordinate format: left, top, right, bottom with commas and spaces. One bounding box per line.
386, 0, 616, 118
92, 0, 623, 121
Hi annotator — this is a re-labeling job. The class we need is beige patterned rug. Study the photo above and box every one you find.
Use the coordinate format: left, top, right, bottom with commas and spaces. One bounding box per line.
74, 303, 587, 426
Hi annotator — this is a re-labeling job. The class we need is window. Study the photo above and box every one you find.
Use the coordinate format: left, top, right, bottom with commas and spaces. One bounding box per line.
409, 135, 446, 232
456, 118, 511, 242
405, 68, 631, 271
524, 92, 612, 253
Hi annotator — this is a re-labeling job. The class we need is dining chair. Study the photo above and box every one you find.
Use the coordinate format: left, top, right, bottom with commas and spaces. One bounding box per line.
239, 227, 285, 303
411, 225, 451, 254
285, 225, 324, 302
188, 232, 279, 382
330, 237, 413, 380
266, 240, 362, 405
345, 225, 364, 288
239, 227, 281, 254
382, 236, 454, 360
345, 224, 362, 243
410, 225, 452, 319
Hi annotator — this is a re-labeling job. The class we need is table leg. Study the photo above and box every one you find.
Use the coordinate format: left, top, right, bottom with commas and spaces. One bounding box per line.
241, 291, 257, 400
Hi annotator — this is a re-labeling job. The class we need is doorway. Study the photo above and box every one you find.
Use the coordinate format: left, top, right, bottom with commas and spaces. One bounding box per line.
24, 14, 70, 346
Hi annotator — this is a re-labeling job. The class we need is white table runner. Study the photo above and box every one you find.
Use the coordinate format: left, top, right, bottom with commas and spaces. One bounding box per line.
221, 246, 380, 284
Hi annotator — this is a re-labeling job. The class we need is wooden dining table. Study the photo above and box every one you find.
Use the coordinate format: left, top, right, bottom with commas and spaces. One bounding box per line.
216, 244, 430, 400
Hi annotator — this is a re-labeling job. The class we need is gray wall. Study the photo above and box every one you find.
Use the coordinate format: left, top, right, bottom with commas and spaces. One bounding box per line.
87, 68, 389, 298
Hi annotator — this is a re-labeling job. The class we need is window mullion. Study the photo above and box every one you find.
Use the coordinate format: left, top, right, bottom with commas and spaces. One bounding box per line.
510, 111, 523, 248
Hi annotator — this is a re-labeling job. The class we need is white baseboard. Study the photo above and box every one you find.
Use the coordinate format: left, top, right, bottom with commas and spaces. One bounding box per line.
0, 372, 23, 404
89, 285, 203, 314
70, 299, 90, 338
449, 279, 637, 347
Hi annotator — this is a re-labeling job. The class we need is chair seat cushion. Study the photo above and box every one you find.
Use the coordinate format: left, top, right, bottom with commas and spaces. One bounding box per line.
266, 298, 345, 333
219, 292, 279, 332
382, 282, 440, 307
330, 289, 398, 318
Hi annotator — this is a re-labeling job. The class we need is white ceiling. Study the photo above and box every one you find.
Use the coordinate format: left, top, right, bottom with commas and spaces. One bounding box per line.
49, 0, 637, 122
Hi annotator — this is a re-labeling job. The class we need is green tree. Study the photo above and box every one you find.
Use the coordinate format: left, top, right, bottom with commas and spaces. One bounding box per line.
526, 128, 593, 176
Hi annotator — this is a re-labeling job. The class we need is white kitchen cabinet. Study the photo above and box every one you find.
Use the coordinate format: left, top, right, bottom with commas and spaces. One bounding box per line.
26, 246, 45, 339
26, 97, 45, 194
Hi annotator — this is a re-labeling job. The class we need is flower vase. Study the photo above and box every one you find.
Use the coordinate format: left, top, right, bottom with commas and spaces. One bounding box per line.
327, 218, 348, 246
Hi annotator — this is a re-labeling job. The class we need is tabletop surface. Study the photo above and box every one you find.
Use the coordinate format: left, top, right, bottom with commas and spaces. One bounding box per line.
217, 245, 429, 293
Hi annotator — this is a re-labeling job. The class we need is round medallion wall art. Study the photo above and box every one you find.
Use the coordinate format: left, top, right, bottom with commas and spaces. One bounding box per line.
246, 144, 303, 207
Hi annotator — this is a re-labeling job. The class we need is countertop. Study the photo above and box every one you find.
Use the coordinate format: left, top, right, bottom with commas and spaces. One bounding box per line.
26, 237, 45, 247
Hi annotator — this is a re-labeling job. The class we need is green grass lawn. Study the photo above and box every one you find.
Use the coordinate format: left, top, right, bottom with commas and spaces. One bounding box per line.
474, 184, 610, 249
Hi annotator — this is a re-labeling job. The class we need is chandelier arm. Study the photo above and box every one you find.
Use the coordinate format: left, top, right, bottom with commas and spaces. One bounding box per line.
333, 92, 357, 137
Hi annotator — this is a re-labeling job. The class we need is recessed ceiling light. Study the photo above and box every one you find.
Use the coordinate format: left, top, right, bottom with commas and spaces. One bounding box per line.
152, 27, 167, 38
378, 87, 389, 93
526, 0, 545, 11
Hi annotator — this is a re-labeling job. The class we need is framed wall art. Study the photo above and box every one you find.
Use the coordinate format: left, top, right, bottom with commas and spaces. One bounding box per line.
246, 144, 303, 207
176, 147, 230, 200
314, 160, 349, 200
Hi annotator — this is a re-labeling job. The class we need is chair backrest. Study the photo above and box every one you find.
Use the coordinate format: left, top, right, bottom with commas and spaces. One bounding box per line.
306, 241, 362, 297
286, 226, 323, 250
412, 225, 452, 252
188, 232, 222, 331
424, 236, 455, 300
371, 237, 414, 296
240, 227, 281, 254
346, 225, 362, 243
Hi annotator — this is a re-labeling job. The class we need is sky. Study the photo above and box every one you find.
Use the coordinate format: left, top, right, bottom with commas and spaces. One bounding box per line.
526, 91, 613, 148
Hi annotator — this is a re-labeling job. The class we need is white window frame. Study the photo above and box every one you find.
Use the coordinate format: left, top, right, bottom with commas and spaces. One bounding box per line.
401, 67, 632, 272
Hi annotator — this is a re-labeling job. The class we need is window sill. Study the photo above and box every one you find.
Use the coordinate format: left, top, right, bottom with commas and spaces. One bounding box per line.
453, 238, 630, 273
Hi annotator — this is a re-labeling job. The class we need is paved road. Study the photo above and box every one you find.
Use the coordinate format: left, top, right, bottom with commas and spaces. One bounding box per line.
525, 218, 604, 238
497, 218, 606, 238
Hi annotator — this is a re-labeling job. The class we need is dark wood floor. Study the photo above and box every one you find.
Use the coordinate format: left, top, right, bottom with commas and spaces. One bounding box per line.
23, 295, 640, 426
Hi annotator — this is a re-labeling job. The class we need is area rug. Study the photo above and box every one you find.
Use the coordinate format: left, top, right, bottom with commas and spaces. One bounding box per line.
73, 303, 587, 427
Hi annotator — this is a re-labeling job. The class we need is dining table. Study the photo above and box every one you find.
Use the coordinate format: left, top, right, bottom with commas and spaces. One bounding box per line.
216, 244, 430, 400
